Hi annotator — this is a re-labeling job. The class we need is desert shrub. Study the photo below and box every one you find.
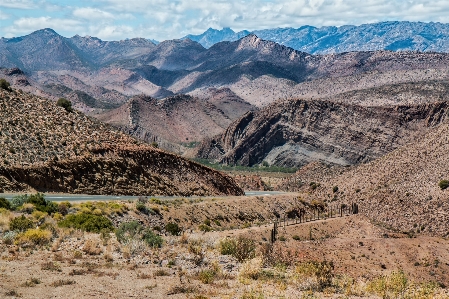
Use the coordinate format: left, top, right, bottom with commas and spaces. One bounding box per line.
58, 213, 114, 233
198, 269, 217, 284
10, 215, 34, 232
142, 229, 163, 248
10, 194, 28, 210
51, 279, 76, 287
165, 222, 181, 236
295, 260, 334, 291
2, 231, 17, 245
57, 202, 70, 215
292, 235, 300, 241
20, 203, 35, 214
438, 180, 449, 190
15, 229, 52, 246
198, 224, 212, 232
26, 193, 57, 214
332, 186, 339, 193
116, 221, 162, 248
310, 200, 325, 212
220, 236, 255, 262
136, 202, 150, 215
116, 221, 142, 243
0, 198, 11, 210
0, 79, 11, 90
56, 98, 73, 112
366, 270, 408, 298
219, 237, 238, 255
260, 243, 299, 267
239, 257, 263, 280
32, 210, 47, 221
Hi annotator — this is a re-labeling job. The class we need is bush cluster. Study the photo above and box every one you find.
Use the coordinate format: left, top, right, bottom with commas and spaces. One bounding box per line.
116, 221, 163, 248
0, 197, 11, 210
219, 236, 256, 262
56, 98, 73, 112
165, 222, 182, 236
58, 213, 114, 233
438, 180, 449, 190
9, 193, 57, 214
0, 79, 11, 91
10, 215, 34, 232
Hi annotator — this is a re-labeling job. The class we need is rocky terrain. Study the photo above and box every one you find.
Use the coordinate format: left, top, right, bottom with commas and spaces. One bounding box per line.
0, 87, 243, 196
95, 90, 256, 154
185, 21, 449, 53
278, 119, 449, 237
197, 95, 449, 167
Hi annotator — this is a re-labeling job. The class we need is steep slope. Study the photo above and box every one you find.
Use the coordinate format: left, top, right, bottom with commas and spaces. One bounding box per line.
286, 121, 449, 237
197, 98, 449, 167
0, 88, 243, 196
96, 93, 257, 148
184, 21, 449, 53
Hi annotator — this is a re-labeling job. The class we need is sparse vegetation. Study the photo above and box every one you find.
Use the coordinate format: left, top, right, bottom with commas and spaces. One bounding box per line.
165, 222, 181, 236
9, 215, 34, 232
58, 213, 114, 233
438, 179, 449, 190
219, 236, 256, 262
56, 98, 73, 112
0, 78, 11, 91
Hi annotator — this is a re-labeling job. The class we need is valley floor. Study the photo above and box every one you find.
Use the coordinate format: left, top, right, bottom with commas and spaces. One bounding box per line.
1, 195, 448, 298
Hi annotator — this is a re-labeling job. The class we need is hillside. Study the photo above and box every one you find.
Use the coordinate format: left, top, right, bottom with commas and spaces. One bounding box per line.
0, 88, 243, 196
197, 95, 449, 167
96, 93, 256, 153
280, 120, 449, 237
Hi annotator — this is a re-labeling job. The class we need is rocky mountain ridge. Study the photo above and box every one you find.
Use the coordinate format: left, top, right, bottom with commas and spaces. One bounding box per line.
0, 88, 243, 196
184, 21, 449, 54
197, 94, 449, 167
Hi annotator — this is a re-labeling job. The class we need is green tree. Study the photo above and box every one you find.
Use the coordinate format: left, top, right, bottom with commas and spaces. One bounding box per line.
56, 98, 73, 112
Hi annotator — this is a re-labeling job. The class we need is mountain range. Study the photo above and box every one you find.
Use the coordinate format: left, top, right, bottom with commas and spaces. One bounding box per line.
2, 26, 449, 167
184, 21, 449, 53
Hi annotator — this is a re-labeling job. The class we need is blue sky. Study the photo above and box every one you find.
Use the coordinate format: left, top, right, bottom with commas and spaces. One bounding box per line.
1, 0, 449, 41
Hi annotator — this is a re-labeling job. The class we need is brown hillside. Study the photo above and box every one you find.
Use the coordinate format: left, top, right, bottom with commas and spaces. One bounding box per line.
0, 88, 243, 196
283, 121, 449, 237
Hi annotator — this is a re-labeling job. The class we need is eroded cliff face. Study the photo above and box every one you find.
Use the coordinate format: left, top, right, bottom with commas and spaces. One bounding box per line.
0, 89, 243, 196
197, 98, 449, 167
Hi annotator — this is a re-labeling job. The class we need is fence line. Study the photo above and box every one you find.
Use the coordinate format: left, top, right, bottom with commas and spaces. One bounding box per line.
270, 202, 359, 243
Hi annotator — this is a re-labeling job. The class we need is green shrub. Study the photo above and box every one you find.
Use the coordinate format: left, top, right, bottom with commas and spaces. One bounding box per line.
15, 229, 52, 246
332, 186, 339, 193
198, 224, 212, 232
10, 215, 34, 232
142, 229, 163, 248
0, 79, 11, 91
116, 221, 143, 243
219, 236, 256, 262
198, 269, 217, 284
58, 213, 114, 233
26, 193, 58, 214
165, 222, 181, 236
10, 194, 28, 210
438, 180, 449, 190
9, 193, 57, 213
115, 221, 163, 248
203, 219, 211, 226
219, 237, 237, 255
136, 203, 150, 215
56, 98, 73, 112
0, 197, 11, 210
295, 260, 334, 291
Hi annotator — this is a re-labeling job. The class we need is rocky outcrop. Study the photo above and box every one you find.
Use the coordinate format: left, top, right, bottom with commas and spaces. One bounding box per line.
197, 98, 449, 167
0, 88, 243, 196
0, 146, 243, 196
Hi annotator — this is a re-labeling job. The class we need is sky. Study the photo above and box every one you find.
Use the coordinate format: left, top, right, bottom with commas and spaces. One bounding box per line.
1, 0, 449, 41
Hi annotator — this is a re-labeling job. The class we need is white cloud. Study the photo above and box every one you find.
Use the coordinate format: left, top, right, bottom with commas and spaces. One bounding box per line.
3, 16, 83, 36
73, 7, 115, 20
3, 0, 449, 40
0, 10, 10, 20
0, 0, 36, 9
